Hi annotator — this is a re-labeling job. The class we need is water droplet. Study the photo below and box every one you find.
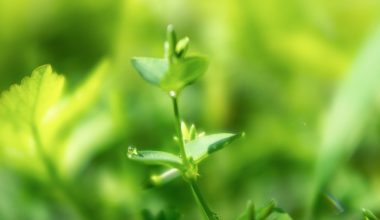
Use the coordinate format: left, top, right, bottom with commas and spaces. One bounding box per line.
169, 90, 176, 98
127, 146, 138, 158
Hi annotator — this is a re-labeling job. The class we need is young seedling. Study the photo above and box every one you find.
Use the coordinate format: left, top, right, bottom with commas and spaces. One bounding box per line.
128, 25, 243, 219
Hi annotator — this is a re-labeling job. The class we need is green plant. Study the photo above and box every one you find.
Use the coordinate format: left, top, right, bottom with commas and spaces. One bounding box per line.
129, 25, 296, 220
129, 25, 241, 219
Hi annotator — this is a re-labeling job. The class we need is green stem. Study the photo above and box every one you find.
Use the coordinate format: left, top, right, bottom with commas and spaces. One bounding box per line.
170, 91, 188, 165
189, 179, 219, 220
169, 91, 218, 220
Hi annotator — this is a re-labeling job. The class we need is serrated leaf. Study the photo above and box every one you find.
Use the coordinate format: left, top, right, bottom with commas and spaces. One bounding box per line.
128, 148, 184, 170
0, 64, 65, 127
0, 64, 65, 178
131, 57, 168, 87
185, 133, 242, 163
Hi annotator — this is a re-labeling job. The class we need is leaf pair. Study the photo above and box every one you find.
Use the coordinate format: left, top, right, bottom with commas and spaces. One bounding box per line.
131, 25, 208, 93
128, 132, 243, 186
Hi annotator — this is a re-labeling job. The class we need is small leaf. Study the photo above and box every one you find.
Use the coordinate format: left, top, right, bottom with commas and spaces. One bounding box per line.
128, 147, 184, 170
144, 168, 181, 188
236, 200, 255, 220
362, 208, 379, 220
185, 133, 242, 163
189, 124, 197, 141
256, 200, 276, 220
131, 57, 168, 87
176, 37, 190, 58
268, 209, 293, 220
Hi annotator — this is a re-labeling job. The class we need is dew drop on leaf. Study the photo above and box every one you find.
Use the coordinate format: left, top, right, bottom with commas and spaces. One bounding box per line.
127, 146, 139, 158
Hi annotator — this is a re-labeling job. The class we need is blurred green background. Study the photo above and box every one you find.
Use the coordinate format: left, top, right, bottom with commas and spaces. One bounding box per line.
1, 0, 380, 219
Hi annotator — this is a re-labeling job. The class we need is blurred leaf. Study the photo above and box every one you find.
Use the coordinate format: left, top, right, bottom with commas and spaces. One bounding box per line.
175, 37, 190, 58
185, 133, 243, 163
46, 61, 119, 178
0, 64, 64, 127
0, 65, 64, 178
323, 193, 344, 214
128, 147, 184, 170
267, 209, 293, 220
236, 200, 255, 220
145, 168, 181, 188
142, 208, 181, 220
362, 208, 378, 220
310, 24, 380, 214
256, 200, 276, 220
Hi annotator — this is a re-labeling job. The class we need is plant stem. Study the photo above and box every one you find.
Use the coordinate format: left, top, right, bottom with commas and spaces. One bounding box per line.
189, 178, 219, 220
169, 91, 218, 220
170, 91, 188, 165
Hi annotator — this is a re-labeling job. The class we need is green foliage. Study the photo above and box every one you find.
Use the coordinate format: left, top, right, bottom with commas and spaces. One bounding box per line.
131, 25, 208, 93
185, 133, 243, 163
130, 26, 245, 220
1, 1, 380, 219
128, 147, 184, 170
363, 208, 379, 220
0, 65, 64, 178
309, 24, 380, 215
237, 200, 293, 220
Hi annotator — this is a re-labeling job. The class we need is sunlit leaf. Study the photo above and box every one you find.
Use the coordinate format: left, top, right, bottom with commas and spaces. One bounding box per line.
0, 64, 65, 178
128, 147, 184, 170
185, 133, 243, 163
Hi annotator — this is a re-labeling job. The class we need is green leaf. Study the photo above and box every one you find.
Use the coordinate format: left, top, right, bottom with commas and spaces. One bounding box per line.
175, 37, 190, 58
267, 209, 293, 220
0, 64, 65, 178
161, 56, 209, 92
128, 147, 184, 170
131, 26, 208, 93
131, 57, 168, 87
308, 25, 380, 215
185, 133, 243, 163
256, 200, 276, 220
236, 200, 255, 220
144, 168, 181, 188
362, 208, 379, 220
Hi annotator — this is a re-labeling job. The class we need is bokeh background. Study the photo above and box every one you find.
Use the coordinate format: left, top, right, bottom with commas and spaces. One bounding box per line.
1, 0, 380, 219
